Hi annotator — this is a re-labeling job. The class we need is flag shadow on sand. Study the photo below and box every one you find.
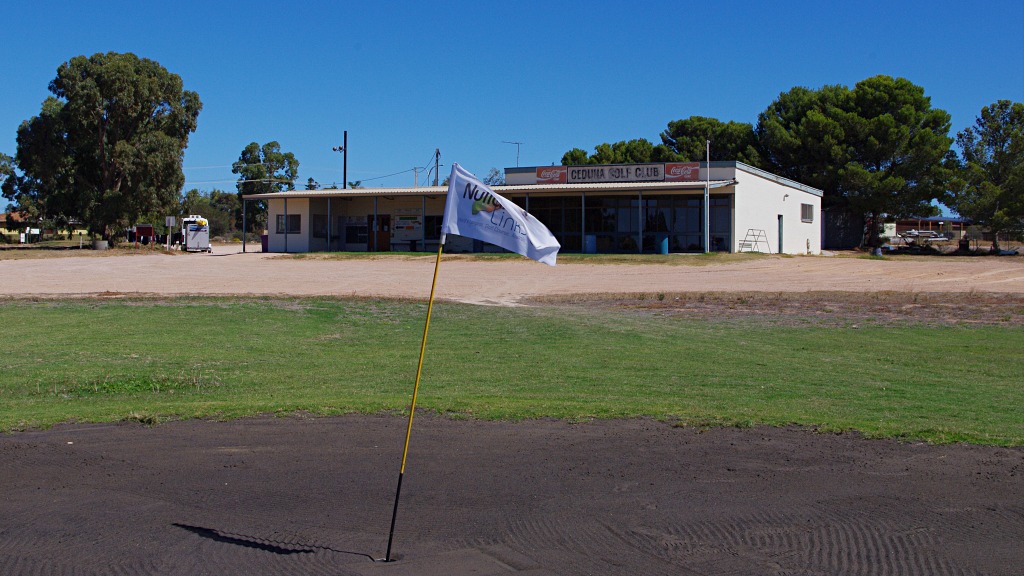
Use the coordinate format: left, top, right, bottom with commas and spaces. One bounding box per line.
172, 523, 376, 561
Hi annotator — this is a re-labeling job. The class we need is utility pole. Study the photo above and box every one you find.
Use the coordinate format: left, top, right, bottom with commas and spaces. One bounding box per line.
433, 148, 440, 186
502, 141, 523, 167
332, 130, 348, 189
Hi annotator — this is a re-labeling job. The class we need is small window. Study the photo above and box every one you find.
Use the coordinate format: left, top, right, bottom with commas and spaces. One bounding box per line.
424, 215, 443, 240
276, 214, 301, 234
801, 203, 814, 223
312, 214, 327, 238
345, 224, 368, 244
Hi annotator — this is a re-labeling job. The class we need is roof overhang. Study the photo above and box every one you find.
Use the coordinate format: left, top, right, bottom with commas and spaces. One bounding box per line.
243, 180, 737, 201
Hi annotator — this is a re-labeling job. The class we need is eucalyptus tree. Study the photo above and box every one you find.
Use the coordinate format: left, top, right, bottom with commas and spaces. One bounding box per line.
232, 141, 298, 232
6, 52, 201, 240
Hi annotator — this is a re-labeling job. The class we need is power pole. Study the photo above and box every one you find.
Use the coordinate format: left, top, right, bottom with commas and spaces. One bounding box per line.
332, 130, 348, 189
433, 149, 440, 186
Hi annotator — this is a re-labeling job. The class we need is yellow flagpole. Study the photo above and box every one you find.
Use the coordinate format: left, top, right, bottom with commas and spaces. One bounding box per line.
385, 238, 445, 562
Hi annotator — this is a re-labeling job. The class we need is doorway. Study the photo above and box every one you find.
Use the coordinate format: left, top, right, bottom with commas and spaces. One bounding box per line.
369, 214, 391, 251
777, 214, 784, 254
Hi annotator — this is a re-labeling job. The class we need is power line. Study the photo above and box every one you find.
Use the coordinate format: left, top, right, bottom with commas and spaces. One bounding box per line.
184, 178, 294, 186
359, 149, 444, 185
183, 162, 274, 171
185, 148, 446, 188
422, 150, 438, 174
182, 164, 237, 171
360, 167, 418, 183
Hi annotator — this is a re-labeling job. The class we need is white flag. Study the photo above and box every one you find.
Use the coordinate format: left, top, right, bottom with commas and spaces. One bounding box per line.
441, 164, 560, 266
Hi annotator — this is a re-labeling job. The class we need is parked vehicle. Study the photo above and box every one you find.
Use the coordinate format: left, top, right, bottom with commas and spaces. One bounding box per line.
181, 215, 212, 253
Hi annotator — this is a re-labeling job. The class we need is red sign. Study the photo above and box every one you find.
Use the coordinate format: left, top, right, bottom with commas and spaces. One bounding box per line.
665, 162, 701, 181
536, 166, 567, 184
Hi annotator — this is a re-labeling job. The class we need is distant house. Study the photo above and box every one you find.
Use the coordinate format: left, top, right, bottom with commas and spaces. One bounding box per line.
893, 216, 969, 239
1, 212, 24, 239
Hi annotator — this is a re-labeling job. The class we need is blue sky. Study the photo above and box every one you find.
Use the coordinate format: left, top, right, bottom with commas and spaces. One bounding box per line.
2, 1, 1022, 192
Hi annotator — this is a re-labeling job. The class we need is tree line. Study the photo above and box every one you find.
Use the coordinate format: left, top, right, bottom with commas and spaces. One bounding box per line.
563, 76, 1023, 248
1, 53, 201, 242
0, 52, 303, 243
2, 54, 1021, 249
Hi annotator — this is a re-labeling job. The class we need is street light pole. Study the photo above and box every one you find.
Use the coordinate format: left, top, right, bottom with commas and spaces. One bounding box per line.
333, 130, 348, 189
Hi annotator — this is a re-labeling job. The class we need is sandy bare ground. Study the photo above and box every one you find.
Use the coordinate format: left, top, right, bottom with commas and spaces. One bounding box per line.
1, 247, 1022, 575
2, 244, 1024, 305
2, 417, 1022, 576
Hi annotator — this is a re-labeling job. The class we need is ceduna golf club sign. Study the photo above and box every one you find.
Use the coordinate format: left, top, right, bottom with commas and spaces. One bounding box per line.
535, 162, 701, 184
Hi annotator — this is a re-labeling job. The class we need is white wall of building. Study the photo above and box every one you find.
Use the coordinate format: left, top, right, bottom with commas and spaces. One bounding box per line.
268, 197, 309, 253
733, 172, 821, 255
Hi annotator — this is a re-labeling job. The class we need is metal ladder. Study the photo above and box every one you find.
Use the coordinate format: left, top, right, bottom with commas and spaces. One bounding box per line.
738, 229, 772, 253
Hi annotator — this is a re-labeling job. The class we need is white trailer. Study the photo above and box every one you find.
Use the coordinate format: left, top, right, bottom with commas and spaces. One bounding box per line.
181, 215, 212, 253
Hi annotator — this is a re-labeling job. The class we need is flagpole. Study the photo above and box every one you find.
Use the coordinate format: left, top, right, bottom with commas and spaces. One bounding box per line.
704, 139, 710, 254
385, 235, 446, 562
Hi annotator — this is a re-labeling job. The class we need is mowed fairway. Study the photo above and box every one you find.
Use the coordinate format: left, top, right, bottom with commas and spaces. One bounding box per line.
1, 294, 1022, 445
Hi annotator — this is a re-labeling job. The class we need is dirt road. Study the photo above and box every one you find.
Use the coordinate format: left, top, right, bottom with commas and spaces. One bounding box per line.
2, 245, 1023, 305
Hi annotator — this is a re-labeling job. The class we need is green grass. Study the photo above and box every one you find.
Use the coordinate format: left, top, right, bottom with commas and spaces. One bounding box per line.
1, 297, 1021, 445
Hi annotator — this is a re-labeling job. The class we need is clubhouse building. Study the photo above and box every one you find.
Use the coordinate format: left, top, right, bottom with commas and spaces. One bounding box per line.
243, 161, 822, 255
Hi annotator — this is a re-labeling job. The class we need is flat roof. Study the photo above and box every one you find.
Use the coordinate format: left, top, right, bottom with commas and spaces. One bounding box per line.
243, 179, 737, 200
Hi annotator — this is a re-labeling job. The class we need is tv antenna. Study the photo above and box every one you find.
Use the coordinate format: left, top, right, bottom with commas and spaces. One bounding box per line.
502, 141, 523, 167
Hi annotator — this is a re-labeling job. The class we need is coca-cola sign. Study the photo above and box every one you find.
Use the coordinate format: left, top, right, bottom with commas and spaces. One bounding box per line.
665, 162, 701, 181
536, 166, 567, 184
